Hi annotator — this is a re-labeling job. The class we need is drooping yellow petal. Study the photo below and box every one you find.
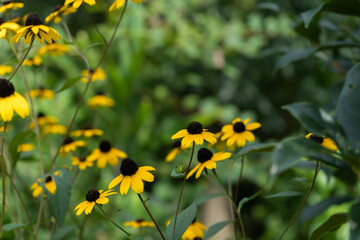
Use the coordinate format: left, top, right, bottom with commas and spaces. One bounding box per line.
186, 163, 201, 179
84, 201, 95, 215
171, 129, 189, 139
108, 174, 124, 189
195, 164, 205, 179
96, 196, 109, 204
246, 122, 261, 130
120, 176, 131, 195
131, 174, 144, 193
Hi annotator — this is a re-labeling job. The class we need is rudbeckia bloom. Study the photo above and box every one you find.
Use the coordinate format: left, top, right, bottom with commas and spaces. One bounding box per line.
87, 92, 115, 108
59, 137, 87, 157
305, 133, 338, 152
81, 68, 106, 82
0, 18, 19, 39
108, 158, 155, 195
45, 5, 76, 24
171, 121, 217, 148
29, 112, 57, 129
30, 172, 60, 197
22, 56, 43, 66
37, 43, 69, 56
74, 189, 116, 215
109, 0, 143, 12
70, 126, 103, 138
64, 0, 96, 9
124, 219, 155, 228
87, 140, 127, 168
17, 143, 34, 152
10, 13, 61, 44
43, 123, 67, 134
0, 78, 29, 122
166, 140, 188, 162
30, 87, 54, 99
221, 118, 261, 147
71, 156, 94, 170
182, 221, 207, 240
0, 1, 24, 12
0, 65, 13, 75
186, 148, 231, 179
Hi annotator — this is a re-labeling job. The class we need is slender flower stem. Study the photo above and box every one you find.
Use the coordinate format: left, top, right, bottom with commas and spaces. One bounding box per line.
83, 5, 107, 45
212, 169, 246, 240
277, 161, 322, 240
0, 123, 7, 232
235, 156, 245, 203
137, 194, 165, 240
34, 196, 44, 239
173, 142, 195, 240
96, 203, 131, 237
8, 40, 34, 81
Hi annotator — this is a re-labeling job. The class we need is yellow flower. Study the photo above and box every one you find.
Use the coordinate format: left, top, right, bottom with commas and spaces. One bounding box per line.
71, 156, 94, 170
305, 133, 338, 152
30, 179, 43, 198
29, 112, 58, 129
17, 143, 34, 152
87, 140, 127, 168
171, 121, 217, 148
30, 87, 54, 99
37, 43, 69, 56
221, 118, 261, 148
108, 158, 155, 195
0, 125, 7, 132
45, 5, 76, 24
0, 1, 24, 12
0, 65, 13, 75
70, 126, 103, 138
186, 148, 231, 179
64, 0, 96, 9
109, 0, 125, 12
11, 13, 61, 44
30, 172, 60, 198
0, 78, 29, 122
124, 219, 155, 228
22, 56, 43, 66
74, 189, 116, 215
87, 93, 115, 108
0, 18, 19, 39
166, 140, 188, 162
59, 137, 87, 157
182, 221, 207, 240
43, 124, 67, 135
81, 68, 106, 82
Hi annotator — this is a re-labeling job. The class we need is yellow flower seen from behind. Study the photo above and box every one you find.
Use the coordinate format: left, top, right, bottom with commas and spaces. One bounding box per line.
87, 93, 115, 108
124, 219, 155, 228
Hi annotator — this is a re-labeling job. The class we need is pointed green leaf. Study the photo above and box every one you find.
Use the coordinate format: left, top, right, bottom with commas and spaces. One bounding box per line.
1, 223, 28, 233
56, 77, 82, 93
309, 213, 348, 240
350, 202, 360, 240
275, 48, 317, 70
203, 220, 233, 240
301, 5, 324, 28
236, 143, 275, 156
265, 191, 303, 199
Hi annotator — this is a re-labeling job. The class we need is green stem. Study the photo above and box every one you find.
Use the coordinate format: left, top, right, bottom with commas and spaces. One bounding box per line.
83, 5, 108, 45
0, 123, 7, 232
234, 156, 245, 203
8, 40, 34, 81
96, 204, 131, 237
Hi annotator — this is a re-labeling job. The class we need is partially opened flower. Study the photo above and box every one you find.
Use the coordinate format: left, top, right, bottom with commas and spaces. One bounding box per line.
124, 219, 155, 228
74, 189, 116, 216
87, 92, 115, 108
305, 133, 338, 152
108, 158, 155, 195
166, 140, 188, 162
30, 87, 54, 99
87, 140, 127, 168
81, 68, 106, 82
171, 121, 217, 148
0, 65, 13, 75
70, 126, 103, 138
186, 148, 231, 179
71, 156, 94, 170
221, 118, 261, 148
17, 143, 34, 152
22, 56, 43, 66
0, 18, 19, 39
0, 1, 24, 12
11, 13, 61, 44
59, 137, 87, 157
0, 78, 29, 122
64, 0, 96, 9
45, 5, 76, 24
37, 43, 69, 56
182, 221, 207, 240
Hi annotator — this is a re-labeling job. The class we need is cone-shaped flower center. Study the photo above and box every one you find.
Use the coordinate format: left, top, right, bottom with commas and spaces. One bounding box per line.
45, 176, 52, 183
309, 134, 324, 144
0, 18, 5, 25
82, 125, 92, 130
96, 91, 104, 96
99, 140, 111, 153
25, 13, 43, 26
86, 189, 100, 202
0, 78, 15, 98
3, 0, 12, 5
136, 219, 145, 223
197, 148, 213, 163
187, 121, 203, 134
120, 158, 139, 176
171, 140, 181, 149
62, 137, 74, 145
233, 121, 245, 133
79, 157, 86, 162
37, 112, 45, 118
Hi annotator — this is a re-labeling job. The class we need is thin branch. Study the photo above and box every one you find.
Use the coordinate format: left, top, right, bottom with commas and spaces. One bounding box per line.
96, 204, 131, 237
0, 123, 7, 232
8, 40, 34, 81
82, 5, 107, 45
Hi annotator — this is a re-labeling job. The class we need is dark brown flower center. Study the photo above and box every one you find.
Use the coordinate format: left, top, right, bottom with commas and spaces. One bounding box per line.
3, 0, 12, 5
45, 176, 52, 183
96, 91, 104, 96
53, 5, 62, 12
0, 78, 15, 98
0, 18, 5, 25
309, 134, 324, 144
120, 158, 139, 176
25, 13, 43, 26
99, 140, 111, 153
37, 112, 45, 118
62, 137, 73, 145
187, 121, 203, 134
82, 125, 92, 130
86, 189, 100, 202
79, 157, 86, 162
233, 121, 245, 133
171, 140, 181, 149
136, 219, 145, 223
197, 148, 213, 163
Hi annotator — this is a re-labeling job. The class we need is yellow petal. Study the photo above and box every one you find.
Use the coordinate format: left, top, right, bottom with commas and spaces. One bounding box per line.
171, 129, 189, 139
108, 174, 124, 189
120, 176, 131, 195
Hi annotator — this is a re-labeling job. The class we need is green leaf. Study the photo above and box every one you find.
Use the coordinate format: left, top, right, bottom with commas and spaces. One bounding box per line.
275, 48, 317, 70
238, 189, 263, 212
47, 169, 72, 227
236, 143, 275, 156
350, 202, 360, 240
8, 131, 35, 167
323, 0, 360, 16
166, 201, 198, 240
301, 5, 323, 28
81, 42, 106, 53
309, 213, 348, 240
203, 220, 233, 240
1, 223, 28, 233
256, 3, 280, 12
265, 191, 303, 199
56, 77, 82, 93
51, 226, 76, 240
196, 193, 224, 205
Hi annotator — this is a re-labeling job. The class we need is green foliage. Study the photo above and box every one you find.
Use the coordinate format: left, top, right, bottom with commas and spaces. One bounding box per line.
203, 220, 233, 240
309, 213, 348, 240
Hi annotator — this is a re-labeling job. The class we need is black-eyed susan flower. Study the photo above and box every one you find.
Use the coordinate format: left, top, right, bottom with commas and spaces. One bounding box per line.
64, 0, 96, 9
59, 137, 87, 157
186, 148, 231, 179
166, 140, 188, 162
43, 123, 67, 135
108, 158, 155, 195
30, 87, 54, 99
45, 5, 76, 24
30, 179, 43, 197
11, 13, 61, 44
182, 221, 207, 240
22, 56, 43, 66
29, 112, 58, 129
81, 68, 106, 82
305, 133, 338, 152
0, 1, 24, 12
74, 189, 116, 215
87, 140, 127, 168
0, 65, 13, 75
0, 78, 29, 122
71, 156, 94, 170
221, 118, 261, 148
171, 121, 217, 148
17, 143, 34, 152
87, 92, 115, 108
0, 18, 19, 39
109, 0, 125, 12
70, 126, 103, 138
124, 219, 155, 228
30, 171, 60, 197
37, 42, 69, 56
